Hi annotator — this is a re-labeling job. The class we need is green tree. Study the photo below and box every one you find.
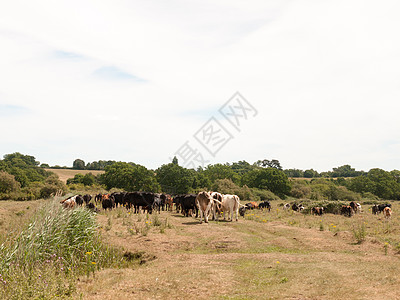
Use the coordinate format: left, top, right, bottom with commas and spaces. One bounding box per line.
82, 173, 96, 186
304, 169, 319, 178
331, 165, 363, 177
242, 168, 291, 198
72, 159, 85, 170
367, 168, 400, 199
156, 163, 194, 194
284, 169, 304, 178
229, 160, 254, 175
203, 164, 240, 184
103, 162, 160, 192
172, 156, 179, 165
256, 159, 282, 170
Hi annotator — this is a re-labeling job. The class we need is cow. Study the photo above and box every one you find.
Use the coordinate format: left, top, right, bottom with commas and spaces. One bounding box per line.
245, 202, 256, 210
311, 207, 324, 216
157, 194, 167, 211
102, 195, 115, 210
196, 192, 215, 224
60, 196, 77, 209
83, 194, 92, 205
239, 206, 247, 217
378, 203, 392, 213
210, 192, 223, 220
152, 194, 164, 213
94, 193, 102, 203
383, 207, 392, 219
173, 194, 185, 213
165, 194, 173, 211
112, 192, 126, 207
86, 202, 99, 213
283, 203, 290, 210
250, 201, 259, 209
356, 203, 362, 213
180, 194, 198, 217
292, 203, 304, 212
372, 204, 379, 215
75, 195, 84, 206
349, 201, 358, 214
258, 201, 271, 212
216, 194, 241, 222
341, 205, 353, 217
125, 192, 156, 214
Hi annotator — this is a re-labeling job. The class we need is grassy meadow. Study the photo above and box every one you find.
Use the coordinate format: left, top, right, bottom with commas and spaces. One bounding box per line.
0, 198, 400, 299
45, 169, 105, 184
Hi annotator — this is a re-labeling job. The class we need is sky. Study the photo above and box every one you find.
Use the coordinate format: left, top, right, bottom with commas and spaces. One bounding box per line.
0, 0, 400, 172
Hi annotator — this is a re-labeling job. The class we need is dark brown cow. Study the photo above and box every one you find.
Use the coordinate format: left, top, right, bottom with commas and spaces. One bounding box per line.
341, 205, 352, 217
349, 201, 357, 214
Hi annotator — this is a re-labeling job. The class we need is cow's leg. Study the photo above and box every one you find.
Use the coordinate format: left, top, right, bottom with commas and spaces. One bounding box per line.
199, 209, 203, 224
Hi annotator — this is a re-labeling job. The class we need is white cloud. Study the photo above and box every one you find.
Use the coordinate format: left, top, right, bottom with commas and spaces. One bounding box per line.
0, 0, 399, 171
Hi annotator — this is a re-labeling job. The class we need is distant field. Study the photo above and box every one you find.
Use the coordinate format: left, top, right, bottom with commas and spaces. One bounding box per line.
45, 168, 104, 183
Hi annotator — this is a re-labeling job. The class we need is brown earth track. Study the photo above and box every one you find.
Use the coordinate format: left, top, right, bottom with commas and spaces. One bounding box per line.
76, 209, 400, 300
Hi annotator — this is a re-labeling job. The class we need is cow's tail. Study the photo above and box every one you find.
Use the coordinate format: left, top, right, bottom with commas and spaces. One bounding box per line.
234, 195, 244, 207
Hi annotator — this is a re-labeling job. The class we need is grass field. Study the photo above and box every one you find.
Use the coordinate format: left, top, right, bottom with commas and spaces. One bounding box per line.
1, 199, 399, 299
45, 169, 105, 183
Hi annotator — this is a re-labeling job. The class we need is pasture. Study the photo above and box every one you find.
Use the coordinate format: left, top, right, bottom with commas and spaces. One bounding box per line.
1, 199, 400, 299
45, 169, 104, 183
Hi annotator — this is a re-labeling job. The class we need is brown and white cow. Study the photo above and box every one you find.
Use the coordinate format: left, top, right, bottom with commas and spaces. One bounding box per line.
383, 207, 392, 219
210, 192, 223, 220
60, 195, 77, 209
311, 207, 324, 216
196, 192, 214, 224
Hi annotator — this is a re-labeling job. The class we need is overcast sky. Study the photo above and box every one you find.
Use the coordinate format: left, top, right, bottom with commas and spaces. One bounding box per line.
1, 0, 399, 172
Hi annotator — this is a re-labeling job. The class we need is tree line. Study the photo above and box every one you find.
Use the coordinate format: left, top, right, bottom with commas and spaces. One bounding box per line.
1, 152, 400, 201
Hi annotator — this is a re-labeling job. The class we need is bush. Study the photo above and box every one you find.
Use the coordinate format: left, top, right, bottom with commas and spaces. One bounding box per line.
0, 171, 21, 193
362, 192, 380, 201
39, 175, 66, 198
300, 200, 347, 215
251, 188, 280, 201
290, 180, 311, 199
211, 179, 253, 201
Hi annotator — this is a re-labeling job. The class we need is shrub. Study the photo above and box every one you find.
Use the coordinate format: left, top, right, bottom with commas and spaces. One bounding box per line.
39, 175, 66, 198
290, 181, 311, 199
251, 188, 280, 201
211, 179, 253, 200
0, 171, 21, 193
352, 222, 366, 244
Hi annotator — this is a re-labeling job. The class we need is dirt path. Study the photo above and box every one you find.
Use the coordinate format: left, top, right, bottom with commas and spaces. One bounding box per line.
76, 210, 400, 300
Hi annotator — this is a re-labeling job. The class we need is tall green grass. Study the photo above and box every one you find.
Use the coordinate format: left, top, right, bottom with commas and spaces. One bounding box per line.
0, 199, 130, 299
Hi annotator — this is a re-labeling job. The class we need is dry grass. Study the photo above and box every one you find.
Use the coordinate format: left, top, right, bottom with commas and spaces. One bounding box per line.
2, 200, 400, 299
45, 169, 104, 183
76, 201, 400, 299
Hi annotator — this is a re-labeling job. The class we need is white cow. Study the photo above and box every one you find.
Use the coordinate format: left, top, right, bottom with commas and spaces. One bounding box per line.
216, 194, 241, 222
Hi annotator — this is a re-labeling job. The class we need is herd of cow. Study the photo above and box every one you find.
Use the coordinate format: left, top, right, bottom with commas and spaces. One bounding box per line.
60, 192, 394, 222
